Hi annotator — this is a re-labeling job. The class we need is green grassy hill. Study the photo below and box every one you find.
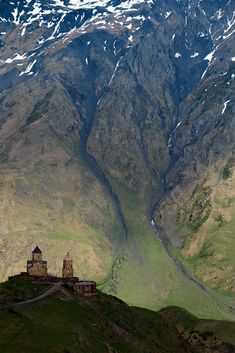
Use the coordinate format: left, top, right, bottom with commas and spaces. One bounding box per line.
0, 277, 234, 353
157, 164, 235, 303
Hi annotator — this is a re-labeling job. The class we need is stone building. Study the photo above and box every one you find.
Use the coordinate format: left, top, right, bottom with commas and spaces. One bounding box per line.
27, 246, 48, 277
62, 252, 96, 296
62, 252, 74, 278
74, 281, 96, 296
12, 247, 96, 296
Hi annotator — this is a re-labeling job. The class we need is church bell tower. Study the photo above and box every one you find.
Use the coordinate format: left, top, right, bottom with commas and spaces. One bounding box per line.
62, 252, 74, 278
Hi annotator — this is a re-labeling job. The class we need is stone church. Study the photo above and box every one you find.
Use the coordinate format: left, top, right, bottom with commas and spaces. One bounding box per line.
22, 247, 96, 296
27, 246, 48, 276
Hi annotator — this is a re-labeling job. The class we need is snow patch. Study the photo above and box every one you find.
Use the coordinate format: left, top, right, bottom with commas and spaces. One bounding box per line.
19, 59, 37, 76
190, 52, 199, 58
222, 99, 231, 115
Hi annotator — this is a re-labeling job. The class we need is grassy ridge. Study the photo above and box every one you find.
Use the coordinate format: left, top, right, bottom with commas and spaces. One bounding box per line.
0, 277, 48, 305
0, 286, 190, 353
159, 306, 235, 346
0, 278, 234, 353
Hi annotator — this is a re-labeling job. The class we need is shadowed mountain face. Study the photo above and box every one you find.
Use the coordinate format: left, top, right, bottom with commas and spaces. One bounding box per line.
0, 0, 234, 317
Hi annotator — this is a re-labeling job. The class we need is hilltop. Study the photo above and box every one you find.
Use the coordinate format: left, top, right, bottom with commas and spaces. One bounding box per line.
0, 277, 235, 353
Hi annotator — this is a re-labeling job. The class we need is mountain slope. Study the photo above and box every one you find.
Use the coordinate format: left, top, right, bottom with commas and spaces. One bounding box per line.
0, 0, 234, 318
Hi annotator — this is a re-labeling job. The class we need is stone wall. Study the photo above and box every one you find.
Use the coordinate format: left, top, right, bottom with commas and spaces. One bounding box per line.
32, 253, 42, 262
28, 262, 47, 277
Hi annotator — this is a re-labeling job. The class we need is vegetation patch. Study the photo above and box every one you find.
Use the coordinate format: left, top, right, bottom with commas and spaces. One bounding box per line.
177, 184, 212, 231
213, 213, 227, 227
222, 158, 235, 180
0, 277, 48, 305
222, 166, 231, 180
26, 91, 53, 126
198, 331, 214, 340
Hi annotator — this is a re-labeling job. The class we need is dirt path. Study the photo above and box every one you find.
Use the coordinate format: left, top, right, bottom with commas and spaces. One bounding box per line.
0, 282, 62, 310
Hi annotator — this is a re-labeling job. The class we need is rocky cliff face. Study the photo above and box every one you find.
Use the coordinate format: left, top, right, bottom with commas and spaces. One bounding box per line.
0, 0, 234, 313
